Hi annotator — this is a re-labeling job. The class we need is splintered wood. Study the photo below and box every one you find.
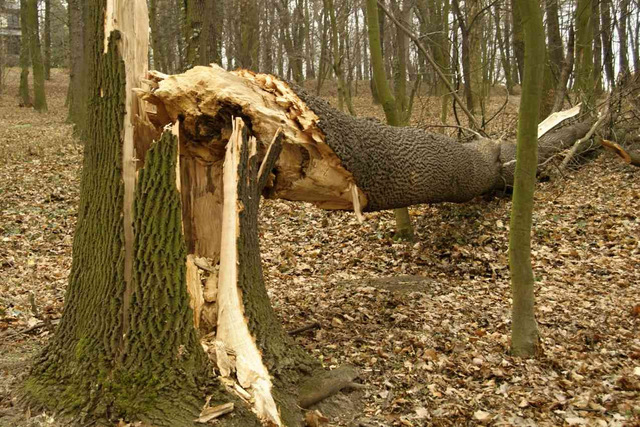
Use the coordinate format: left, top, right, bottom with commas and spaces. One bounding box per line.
138, 64, 367, 211
216, 119, 281, 426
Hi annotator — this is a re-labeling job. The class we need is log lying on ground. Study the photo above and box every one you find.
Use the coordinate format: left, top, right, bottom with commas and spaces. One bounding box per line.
140, 65, 596, 214
601, 139, 640, 166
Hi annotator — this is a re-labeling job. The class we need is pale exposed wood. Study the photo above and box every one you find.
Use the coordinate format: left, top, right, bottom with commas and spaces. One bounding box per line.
195, 402, 234, 423
257, 129, 283, 187
216, 119, 281, 426
186, 255, 204, 329
107, 0, 153, 351
172, 123, 181, 192
351, 184, 365, 223
139, 65, 367, 211
560, 107, 609, 170
213, 340, 234, 378
537, 104, 581, 138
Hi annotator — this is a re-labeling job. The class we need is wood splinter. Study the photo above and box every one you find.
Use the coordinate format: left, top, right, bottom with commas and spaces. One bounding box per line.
195, 402, 235, 423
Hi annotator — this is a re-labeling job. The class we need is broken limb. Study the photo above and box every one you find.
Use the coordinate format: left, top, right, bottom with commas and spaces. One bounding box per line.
601, 139, 640, 166
140, 65, 597, 213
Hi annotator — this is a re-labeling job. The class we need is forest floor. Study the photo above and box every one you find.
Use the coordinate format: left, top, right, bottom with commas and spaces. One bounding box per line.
0, 69, 639, 427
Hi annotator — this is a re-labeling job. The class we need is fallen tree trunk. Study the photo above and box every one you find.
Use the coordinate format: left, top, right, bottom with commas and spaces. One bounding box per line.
140, 65, 596, 215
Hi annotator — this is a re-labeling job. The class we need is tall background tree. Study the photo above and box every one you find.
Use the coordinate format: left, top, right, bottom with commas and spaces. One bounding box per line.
509, 0, 545, 356
25, 0, 45, 111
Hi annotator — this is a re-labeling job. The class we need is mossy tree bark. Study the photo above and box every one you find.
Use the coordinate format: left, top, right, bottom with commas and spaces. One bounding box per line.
23, 1, 224, 425
365, 0, 414, 240
509, 0, 545, 358
18, 0, 30, 107
26, 2, 353, 425
25, 0, 46, 112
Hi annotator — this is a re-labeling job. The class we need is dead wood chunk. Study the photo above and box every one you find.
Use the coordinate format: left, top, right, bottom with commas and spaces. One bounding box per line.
601, 139, 640, 167
204, 273, 218, 303
298, 365, 359, 408
195, 402, 234, 423
200, 303, 218, 334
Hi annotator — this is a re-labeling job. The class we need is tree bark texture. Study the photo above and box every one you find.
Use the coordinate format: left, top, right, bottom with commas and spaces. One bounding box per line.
142, 65, 597, 215
365, 0, 413, 239
509, 0, 544, 357
24, 2, 221, 425
26, 3, 355, 425
66, 0, 86, 133
44, 0, 51, 80
26, 0, 46, 111
19, 0, 30, 107
575, 0, 594, 109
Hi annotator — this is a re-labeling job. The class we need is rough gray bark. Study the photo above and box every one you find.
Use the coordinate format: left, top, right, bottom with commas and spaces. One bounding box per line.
297, 89, 502, 210
144, 66, 598, 214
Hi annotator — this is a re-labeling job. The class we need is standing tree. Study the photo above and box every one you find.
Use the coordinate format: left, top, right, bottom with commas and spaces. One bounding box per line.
324, 0, 354, 114
25, 0, 46, 111
66, 0, 86, 133
25, 2, 358, 426
365, 0, 414, 240
509, 0, 545, 357
44, 0, 51, 80
19, 0, 30, 107
574, 0, 594, 110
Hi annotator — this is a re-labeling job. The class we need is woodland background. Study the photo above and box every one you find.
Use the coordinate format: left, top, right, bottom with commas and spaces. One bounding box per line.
0, 0, 639, 426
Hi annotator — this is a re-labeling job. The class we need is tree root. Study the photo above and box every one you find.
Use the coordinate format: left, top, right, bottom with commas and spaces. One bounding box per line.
298, 365, 360, 409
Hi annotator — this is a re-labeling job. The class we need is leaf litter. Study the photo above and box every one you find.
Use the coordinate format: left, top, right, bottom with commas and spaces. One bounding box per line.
0, 71, 639, 426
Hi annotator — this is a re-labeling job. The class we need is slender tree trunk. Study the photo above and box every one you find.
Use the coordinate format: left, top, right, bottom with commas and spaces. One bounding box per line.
545, 0, 563, 78
44, 0, 51, 80
183, 0, 202, 68
67, 0, 86, 133
365, 0, 413, 240
618, 0, 630, 76
325, 0, 354, 114
26, 0, 46, 111
148, 0, 163, 70
592, 0, 602, 94
601, 0, 615, 87
452, 0, 483, 119
391, 0, 410, 124
509, 0, 544, 358
575, 0, 594, 110
0, 1, 4, 95
369, 2, 385, 104
512, 0, 525, 83
467, 0, 485, 117
183, 0, 223, 68
494, 4, 514, 93
632, 11, 640, 73
264, 4, 274, 73
19, 0, 31, 107
552, 25, 574, 112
